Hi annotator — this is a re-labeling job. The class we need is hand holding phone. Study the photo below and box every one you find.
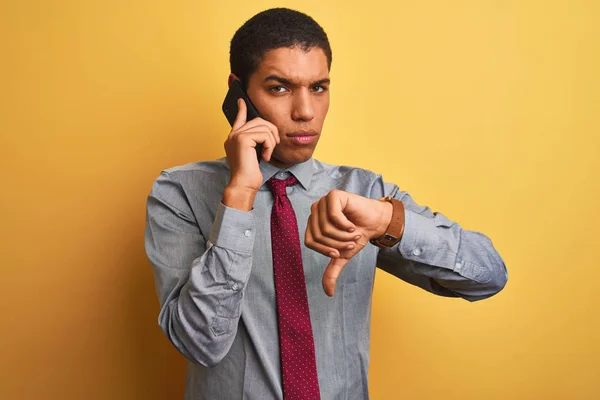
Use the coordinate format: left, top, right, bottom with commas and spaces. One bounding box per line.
222, 80, 264, 161
222, 81, 280, 197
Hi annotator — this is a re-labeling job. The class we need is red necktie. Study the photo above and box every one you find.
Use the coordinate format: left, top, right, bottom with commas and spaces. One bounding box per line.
268, 176, 321, 400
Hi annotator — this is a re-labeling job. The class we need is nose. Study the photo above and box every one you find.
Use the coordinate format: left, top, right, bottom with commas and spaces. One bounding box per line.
291, 89, 315, 122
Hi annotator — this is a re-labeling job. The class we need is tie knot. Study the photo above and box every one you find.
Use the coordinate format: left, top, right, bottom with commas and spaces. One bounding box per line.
267, 176, 298, 196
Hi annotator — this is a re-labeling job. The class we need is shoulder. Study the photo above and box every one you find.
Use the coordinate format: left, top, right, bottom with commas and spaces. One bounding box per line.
162, 158, 229, 182
156, 158, 230, 190
313, 159, 380, 182
149, 158, 230, 201
312, 159, 391, 198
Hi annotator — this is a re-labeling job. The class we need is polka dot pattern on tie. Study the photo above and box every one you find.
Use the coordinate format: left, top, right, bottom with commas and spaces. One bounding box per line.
268, 176, 321, 400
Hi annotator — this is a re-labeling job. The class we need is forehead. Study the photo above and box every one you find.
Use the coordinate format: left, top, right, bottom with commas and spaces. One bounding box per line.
254, 47, 329, 83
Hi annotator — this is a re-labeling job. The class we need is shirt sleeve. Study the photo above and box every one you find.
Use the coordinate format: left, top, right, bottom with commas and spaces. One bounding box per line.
144, 171, 254, 367
375, 181, 508, 302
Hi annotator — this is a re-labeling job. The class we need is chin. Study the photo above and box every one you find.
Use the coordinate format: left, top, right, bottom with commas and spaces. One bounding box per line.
271, 149, 315, 168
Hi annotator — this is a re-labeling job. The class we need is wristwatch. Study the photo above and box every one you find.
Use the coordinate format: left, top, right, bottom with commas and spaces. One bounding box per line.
369, 196, 405, 248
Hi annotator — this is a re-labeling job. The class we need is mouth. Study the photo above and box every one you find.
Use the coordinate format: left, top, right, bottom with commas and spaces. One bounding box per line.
287, 130, 318, 145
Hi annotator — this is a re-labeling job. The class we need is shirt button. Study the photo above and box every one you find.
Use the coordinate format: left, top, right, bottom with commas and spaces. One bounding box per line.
244, 230, 252, 237
455, 262, 462, 270
412, 248, 422, 256
231, 283, 240, 291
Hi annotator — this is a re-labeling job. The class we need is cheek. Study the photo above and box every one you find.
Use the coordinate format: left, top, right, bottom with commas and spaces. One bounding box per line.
318, 94, 330, 114
250, 92, 279, 118
256, 101, 289, 128
268, 113, 290, 136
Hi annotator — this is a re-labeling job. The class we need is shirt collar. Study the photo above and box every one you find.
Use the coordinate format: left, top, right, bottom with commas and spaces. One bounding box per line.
259, 157, 316, 191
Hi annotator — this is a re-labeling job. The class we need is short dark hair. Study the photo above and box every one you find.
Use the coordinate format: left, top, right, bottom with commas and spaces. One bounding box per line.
229, 8, 332, 87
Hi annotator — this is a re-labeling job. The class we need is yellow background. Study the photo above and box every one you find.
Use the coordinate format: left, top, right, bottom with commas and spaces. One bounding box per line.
2, 0, 599, 399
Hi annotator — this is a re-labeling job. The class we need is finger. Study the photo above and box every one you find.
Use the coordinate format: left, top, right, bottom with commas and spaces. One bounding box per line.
232, 98, 247, 131
317, 198, 361, 244
322, 257, 350, 297
326, 192, 356, 232
249, 118, 280, 144
246, 119, 280, 147
245, 128, 276, 162
312, 202, 354, 250
234, 128, 277, 152
238, 120, 273, 134
265, 120, 280, 144
262, 143, 275, 162
252, 130, 276, 162
305, 214, 340, 258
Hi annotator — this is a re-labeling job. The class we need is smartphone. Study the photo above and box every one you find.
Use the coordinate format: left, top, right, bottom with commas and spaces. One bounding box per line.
222, 80, 261, 126
222, 80, 263, 161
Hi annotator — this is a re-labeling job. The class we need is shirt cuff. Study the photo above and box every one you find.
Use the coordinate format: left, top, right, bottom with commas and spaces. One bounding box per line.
209, 202, 255, 254
398, 209, 445, 265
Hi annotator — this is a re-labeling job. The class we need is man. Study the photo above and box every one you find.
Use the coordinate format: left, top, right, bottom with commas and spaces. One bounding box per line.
145, 8, 507, 400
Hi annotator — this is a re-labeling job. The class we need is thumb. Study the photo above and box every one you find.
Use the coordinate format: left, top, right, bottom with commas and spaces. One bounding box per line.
232, 98, 247, 130
322, 257, 350, 297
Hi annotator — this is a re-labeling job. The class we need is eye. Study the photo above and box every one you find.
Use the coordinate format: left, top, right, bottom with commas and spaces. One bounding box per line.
269, 86, 288, 93
312, 85, 328, 93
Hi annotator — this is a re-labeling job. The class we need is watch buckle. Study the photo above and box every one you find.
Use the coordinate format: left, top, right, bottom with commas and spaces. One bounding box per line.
383, 234, 398, 242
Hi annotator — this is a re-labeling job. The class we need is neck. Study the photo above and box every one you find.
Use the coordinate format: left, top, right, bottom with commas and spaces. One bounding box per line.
268, 157, 293, 169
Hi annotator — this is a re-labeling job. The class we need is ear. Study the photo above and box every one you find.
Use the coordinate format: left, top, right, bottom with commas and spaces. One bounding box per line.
228, 73, 241, 88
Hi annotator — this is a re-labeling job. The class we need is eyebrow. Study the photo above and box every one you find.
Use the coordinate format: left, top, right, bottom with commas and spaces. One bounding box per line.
264, 75, 330, 87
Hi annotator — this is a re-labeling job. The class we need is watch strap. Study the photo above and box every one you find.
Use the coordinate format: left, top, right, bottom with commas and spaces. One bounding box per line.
370, 196, 405, 248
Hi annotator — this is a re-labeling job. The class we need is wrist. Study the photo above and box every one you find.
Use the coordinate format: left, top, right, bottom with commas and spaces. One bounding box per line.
222, 185, 257, 211
370, 197, 405, 249
373, 200, 394, 239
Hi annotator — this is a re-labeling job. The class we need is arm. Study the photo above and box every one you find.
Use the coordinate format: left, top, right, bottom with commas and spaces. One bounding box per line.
376, 183, 508, 302
145, 98, 280, 366
145, 172, 254, 367
304, 182, 507, 301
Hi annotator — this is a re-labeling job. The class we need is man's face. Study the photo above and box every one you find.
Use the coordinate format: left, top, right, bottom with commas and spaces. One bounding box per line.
244, 46, 330, 168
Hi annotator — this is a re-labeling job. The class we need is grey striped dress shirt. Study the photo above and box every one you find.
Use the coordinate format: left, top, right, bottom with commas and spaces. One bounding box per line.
144, 157, 507, 399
